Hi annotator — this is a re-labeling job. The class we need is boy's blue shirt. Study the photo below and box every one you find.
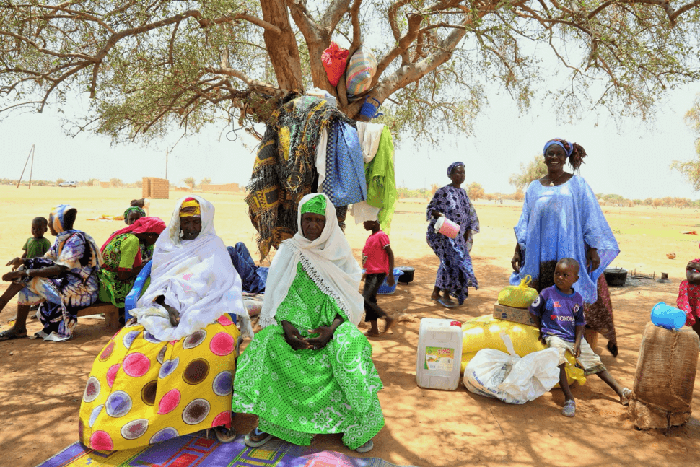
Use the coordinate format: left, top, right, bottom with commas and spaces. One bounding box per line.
529, 285, 585, 342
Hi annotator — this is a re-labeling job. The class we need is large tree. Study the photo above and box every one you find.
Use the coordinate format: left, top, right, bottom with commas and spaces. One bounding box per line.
672, 95, 700, 190
2, 1, 700, 143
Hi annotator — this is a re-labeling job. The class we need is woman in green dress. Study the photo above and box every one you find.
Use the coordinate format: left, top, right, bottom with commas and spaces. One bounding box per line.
98, 217, 165, 315
232, 193, 384, 453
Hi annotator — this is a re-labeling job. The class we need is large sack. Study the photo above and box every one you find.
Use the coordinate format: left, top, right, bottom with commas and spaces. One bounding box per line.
630, 322, 699, 429
345, 46, 377, 96
461, 315, 586, 386
464, 333, 560, 404
497, 275, 538, 308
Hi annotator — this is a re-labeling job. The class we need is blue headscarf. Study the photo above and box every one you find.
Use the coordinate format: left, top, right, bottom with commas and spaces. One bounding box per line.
543, 139, 573, 157
50, 204, 76, 233
447, 162, 465, 177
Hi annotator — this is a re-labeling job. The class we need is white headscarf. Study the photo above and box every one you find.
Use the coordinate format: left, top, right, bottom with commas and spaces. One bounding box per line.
259, 193, 363, 327
132, 196, 250, 340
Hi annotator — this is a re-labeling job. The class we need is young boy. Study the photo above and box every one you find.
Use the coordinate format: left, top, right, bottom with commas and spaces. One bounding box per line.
362, 219, 395, 336
529, 258, 631, 417
22, 217, 51, 259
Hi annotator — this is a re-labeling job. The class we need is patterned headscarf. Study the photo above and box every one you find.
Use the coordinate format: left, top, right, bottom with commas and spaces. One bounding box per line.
180, 197, 201, 217
123, 206, 146, 224
447, 162, 465, 177
543, 139, 573, 157
101, 217, 167, 253
49, 204, 76, 234
300, 194, 326, 216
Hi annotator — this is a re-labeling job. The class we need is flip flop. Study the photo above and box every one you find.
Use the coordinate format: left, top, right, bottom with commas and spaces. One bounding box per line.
214, 426, 237, 443
0, 328, 28, 341
355, 439, 374, 453
620, 388, 633, 406
437, 298, 458, 308
245, 428, 272, 448
562, 400, 576, 417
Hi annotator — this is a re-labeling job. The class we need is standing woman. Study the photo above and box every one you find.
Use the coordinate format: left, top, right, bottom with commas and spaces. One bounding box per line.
426, 162, 480, 307
510, 139, 620, 355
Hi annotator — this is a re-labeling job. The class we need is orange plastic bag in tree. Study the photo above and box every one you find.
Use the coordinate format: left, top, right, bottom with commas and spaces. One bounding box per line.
322, 42, 350, 87
497, 275, 539, 308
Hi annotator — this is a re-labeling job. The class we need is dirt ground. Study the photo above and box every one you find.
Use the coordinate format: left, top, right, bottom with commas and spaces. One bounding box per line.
1, 186, 699, 467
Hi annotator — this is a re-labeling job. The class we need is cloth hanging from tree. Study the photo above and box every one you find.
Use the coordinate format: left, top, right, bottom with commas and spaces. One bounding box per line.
321, 121, 367, 207
245, 95, 351, 258
364, 126, 397, 233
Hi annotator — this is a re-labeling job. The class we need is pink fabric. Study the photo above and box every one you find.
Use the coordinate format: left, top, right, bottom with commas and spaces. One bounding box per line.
677, 257, 700, 326
363, 231, 390, 274
101, 217, 166, 253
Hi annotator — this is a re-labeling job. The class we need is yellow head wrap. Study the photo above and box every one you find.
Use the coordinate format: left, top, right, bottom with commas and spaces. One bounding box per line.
180, 198, 201, 217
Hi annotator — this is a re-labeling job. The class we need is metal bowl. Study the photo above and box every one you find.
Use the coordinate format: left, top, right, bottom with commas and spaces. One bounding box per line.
604, 268, 627, 287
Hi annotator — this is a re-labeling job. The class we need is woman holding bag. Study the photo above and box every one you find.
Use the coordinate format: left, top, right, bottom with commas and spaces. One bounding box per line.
426, 162, 480, 307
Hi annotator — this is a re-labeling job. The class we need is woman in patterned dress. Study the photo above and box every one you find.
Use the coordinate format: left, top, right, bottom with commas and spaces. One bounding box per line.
0, 204, 102, 341
510, 139, 620, 356
98, 217, 166, 323
79, 196, 251, 450
232, 193, 384, 454
426, 162, 480, 307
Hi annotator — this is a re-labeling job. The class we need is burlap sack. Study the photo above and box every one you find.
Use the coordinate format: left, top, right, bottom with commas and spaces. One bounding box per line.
630, 322, 699, 429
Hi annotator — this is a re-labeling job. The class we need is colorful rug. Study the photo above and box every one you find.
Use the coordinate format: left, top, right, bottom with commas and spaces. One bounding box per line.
37, 432, 415, 467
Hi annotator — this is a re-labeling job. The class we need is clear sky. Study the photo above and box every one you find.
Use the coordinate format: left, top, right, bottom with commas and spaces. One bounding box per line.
2, 81, 699, 200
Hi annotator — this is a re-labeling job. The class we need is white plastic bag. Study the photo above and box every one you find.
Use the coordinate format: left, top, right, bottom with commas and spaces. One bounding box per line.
463, 333, 560, 404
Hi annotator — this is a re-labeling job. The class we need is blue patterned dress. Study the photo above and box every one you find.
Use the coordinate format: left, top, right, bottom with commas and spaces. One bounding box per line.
18, 230, 100, 339
426, 186, 480, 304
510, 176, 619, 303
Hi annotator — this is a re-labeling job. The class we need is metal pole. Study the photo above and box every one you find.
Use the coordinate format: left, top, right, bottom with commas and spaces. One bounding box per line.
16, 145, 33, 188
28, 144, 35, 189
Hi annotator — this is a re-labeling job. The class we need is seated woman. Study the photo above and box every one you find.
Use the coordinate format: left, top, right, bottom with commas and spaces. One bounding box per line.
232, 193, 384, 454
123, 206, 146, 225
79, 196, 251, 450
99, 217, 166, 324
0, 205, 102, 341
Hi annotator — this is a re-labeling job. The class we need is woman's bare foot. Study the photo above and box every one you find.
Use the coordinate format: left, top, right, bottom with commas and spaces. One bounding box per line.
431, 292, 441, 301
365, 329, 381, 337
382, 316, 395, 333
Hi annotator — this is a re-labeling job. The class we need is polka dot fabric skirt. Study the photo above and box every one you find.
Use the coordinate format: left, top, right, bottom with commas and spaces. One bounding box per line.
79, 314, 239, 450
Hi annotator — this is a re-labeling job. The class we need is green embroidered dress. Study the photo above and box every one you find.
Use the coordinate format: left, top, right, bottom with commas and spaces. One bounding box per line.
98, 233, 152, 308
232, 262, 384, 449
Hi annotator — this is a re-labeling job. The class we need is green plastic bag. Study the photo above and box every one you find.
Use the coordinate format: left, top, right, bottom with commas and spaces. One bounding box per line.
497, 275, 538, 308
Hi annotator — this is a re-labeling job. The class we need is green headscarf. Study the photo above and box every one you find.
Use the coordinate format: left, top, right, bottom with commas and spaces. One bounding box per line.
300, 194, 326, 216
124, 206, 146, 224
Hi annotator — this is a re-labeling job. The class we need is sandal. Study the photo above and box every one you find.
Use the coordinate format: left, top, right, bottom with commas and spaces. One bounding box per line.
620, 388, 633, 406
245, 428, 272, 448
562, 400, 576, 417
213, 426, 237, 443
437, 298, 458, 308
355, 439, 374, 453
0, 328, 28, 341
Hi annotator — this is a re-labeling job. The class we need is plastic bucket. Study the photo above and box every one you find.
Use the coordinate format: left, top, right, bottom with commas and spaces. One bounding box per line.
434, 217, 460, 239
651, 302, 686, 331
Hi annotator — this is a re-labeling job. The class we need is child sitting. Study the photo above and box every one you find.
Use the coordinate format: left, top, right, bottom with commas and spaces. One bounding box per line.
21, 217, 51, 259
361, 219, 395, 336
529, 258, 631, 417
677, 256, 700, 336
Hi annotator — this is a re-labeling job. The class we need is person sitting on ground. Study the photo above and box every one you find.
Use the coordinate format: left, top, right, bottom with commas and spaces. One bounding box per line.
98, 217, 166, 325
0, 205, 102, 341
529, 258, 631, 417
123, 205, 146, 225
21, 217, 52, 259
677, 253, 700, 336
232, 193, 384, 454
79, 196, 251, 450
362, 217, 395, 336
227, 242, 268, 294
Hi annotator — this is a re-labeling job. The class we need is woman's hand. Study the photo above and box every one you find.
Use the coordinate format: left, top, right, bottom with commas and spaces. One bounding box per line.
586, 247, 600, 272
2, 270, 24, 281
511, 246, 522, 273
281, 320, 313, 350
306, 326, 335, 350
6, 258, 23, 271
431, 210, 443, 219
155, 295, 180, 327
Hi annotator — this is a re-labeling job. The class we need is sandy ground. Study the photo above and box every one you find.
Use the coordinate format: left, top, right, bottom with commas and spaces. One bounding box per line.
0, 186, 699, 467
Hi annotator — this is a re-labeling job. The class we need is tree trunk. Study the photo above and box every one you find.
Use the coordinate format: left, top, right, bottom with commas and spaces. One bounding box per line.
260, 0, 303, 92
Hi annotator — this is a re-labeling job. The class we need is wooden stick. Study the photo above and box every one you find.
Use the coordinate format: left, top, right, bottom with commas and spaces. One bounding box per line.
16, 145, 33, 188
28, 144, 35, 189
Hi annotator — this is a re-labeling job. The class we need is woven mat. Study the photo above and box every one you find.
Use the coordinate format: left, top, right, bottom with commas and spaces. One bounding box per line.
37, 432, 416, 467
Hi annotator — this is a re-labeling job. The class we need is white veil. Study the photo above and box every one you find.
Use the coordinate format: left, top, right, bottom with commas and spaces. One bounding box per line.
259, 193, 363, 328
132, 195, 250, 340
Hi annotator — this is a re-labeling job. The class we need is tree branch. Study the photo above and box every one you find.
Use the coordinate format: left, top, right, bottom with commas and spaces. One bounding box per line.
321, 0, 353, 32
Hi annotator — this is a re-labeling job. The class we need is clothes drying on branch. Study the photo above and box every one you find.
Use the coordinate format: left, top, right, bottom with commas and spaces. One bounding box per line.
364, 127, 397, 234
321, 121, 367, 208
